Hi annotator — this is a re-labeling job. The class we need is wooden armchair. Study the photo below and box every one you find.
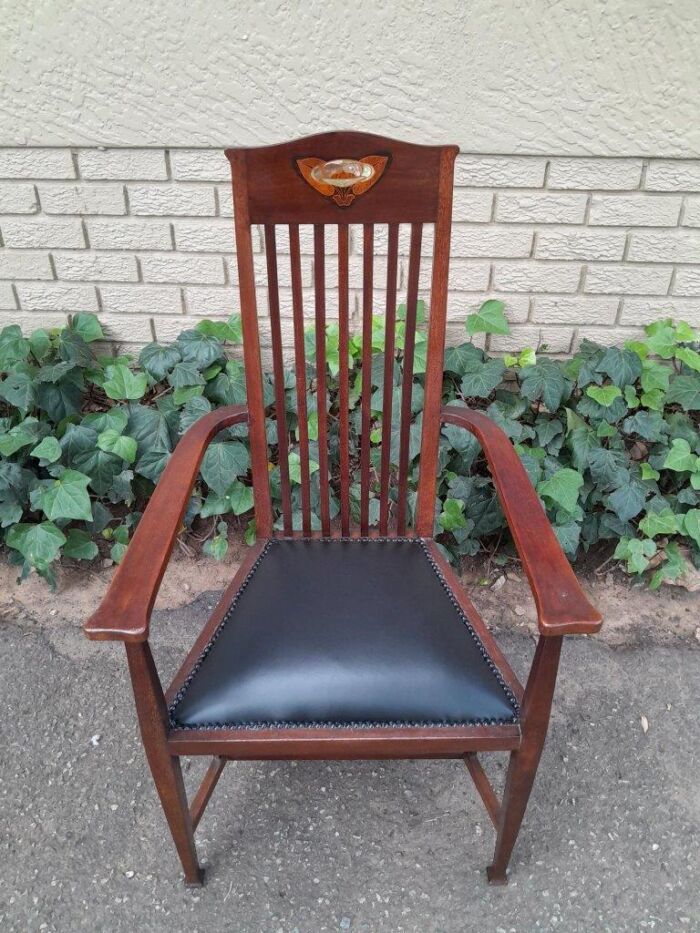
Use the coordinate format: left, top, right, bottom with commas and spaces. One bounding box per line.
85, 131, 602, 887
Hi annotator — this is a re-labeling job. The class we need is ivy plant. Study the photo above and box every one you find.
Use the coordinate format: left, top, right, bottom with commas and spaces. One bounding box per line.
0, 304, 698, 591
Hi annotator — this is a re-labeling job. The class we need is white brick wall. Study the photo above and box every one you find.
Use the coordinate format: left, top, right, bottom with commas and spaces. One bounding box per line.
0, 148, 699, 353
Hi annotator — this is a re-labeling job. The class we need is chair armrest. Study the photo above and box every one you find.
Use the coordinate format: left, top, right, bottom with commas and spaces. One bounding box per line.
440, 405, 602, 637
84, 405, 249, 643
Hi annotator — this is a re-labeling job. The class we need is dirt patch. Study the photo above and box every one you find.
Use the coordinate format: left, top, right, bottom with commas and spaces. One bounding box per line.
0, 539, 696, 647
0, 536, 248, 629
460, 561, 699, 647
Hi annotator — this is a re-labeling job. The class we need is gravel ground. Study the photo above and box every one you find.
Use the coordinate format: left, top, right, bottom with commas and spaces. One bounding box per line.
0, 589, 698, 933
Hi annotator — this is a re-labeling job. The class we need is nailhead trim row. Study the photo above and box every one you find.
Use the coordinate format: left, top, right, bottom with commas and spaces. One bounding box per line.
168, 537, 520, 731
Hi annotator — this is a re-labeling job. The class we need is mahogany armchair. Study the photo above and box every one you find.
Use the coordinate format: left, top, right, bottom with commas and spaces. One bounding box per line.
85, 132, 602, 887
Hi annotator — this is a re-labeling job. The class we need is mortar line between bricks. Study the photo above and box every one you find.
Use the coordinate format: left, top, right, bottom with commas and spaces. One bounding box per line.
639, 160, 649, 190
667, 267, 678, 297
5, 145, 700, 158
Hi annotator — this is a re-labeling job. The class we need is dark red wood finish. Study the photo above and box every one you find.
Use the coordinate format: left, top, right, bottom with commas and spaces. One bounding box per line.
84, 132, 602, 889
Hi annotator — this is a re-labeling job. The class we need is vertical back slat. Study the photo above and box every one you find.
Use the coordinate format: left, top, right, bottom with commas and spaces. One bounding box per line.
289, 223, 312, 535
314, 224, 331, 535
360, 224, 374, 536
416, 149, 458, 535
338, 223, 351, 537
379, 223, 399, 535
396, 223, 423, 536
264, 224, 293, 535
229, 151, 273, 537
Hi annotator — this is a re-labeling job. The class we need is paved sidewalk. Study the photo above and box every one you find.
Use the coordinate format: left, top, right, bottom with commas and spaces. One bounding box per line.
0, 591, 698, 932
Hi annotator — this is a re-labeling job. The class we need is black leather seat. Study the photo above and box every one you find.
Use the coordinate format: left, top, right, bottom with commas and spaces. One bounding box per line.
169, 539, 519, 729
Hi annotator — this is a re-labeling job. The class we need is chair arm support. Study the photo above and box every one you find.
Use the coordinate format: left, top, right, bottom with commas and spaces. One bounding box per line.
84, 405, 250, 643
440, 406, 602, 636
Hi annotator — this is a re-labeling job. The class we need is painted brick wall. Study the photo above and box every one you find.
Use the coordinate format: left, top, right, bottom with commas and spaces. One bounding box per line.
1, 148, 699, 356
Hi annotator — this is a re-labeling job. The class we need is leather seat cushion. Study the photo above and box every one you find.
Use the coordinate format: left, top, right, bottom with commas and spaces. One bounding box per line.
169, 538, 519, 729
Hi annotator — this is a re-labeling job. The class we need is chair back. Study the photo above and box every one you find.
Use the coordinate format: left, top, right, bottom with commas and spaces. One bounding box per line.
226, 131, 459, 538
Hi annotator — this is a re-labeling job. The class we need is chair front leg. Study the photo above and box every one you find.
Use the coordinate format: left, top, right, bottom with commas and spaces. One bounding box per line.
125, 642, 204, 886
487, 635, 563, 885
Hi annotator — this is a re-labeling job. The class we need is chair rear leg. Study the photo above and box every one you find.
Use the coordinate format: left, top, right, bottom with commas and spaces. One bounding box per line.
126, 642, 204, 886
487, 635, 562, 885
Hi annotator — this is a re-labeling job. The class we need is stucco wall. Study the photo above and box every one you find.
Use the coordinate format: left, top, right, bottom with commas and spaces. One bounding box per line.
1, 0, 699, 154
0, 0, 698, 349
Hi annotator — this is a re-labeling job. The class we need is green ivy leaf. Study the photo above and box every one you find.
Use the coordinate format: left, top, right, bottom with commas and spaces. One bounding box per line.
638, 508, 679, 538
674, 320, 699, 342
103, 363, 148, 401
682, 509, 700, 547
650, 541, 687, 589
172, 385, 204, 406
206, 360, 247, 406
640, 388, 666, 411
28, 328, 51, 362
0, 324, 30, 368
640, 360, 671, 395
663, 438, 697, 472
179, 396, 212, 433
0, 370, 37, 414
35, 361, 76, 384
641, 463, 661, 481
200, 480, 254, 517
30, 436, 62, 464
200, 441, 250, 496
0, 491, 24, 528
622, 411, 668, 442
538, 468, 584, 513
585, 384, 622, 407
70, 313, 104, 343
97, 429, 137, 464
553, 521, 581, 558
168, 361, 205, 389
6, 521, 66, 569
587, 447, 629, 489
196, 317, 242, 343
460, 359, 505, 398
665, 374, 700, 411
83, 407, 129, 434
74, 444, 124, 496
607, 480, 648, 522
595, 347, 642, 388
135, 447, 171, 483
139, 343, 182, 381
36, 371, 84, 423
675, 346, 700, 373
110, 541, 127, 564
175, 330, 224, 370
444, 343, 484, 375
643, 320, 676, 359
623, 384, 639, 409
38, 468, 93, 522
439, 498, 469, 532
288, 451, 320, 484
614, 536, 656, 575
465, 300, 509, 337
244, 518, 257, 546
127, 404, 173, 459
203, 532, 229, 560
58, 329, 93, 367
520, 359, 569, 412
0, 422, 39, 457
62, 528, 99, 560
